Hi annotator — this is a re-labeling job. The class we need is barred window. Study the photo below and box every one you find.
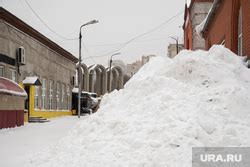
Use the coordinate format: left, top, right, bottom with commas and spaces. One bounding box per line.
49, 80, 53, 110
61, 83, 65, 110
0, 66, 4, 77
10, 69, 17, 82
56, 82, 60, 110
35, 86, 39, 109
66, 85, 71, 110
41, 78, 47, 109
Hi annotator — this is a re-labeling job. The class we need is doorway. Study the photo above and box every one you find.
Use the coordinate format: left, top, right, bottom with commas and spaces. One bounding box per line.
24, 86, 30, 117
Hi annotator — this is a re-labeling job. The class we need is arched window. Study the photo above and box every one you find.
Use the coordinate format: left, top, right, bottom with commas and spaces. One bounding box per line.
238, 7, 243, 56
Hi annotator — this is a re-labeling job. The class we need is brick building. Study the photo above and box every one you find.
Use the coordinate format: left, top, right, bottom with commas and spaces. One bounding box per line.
199, 0, 250, 58
0, 7, 78, 121
183, 0, 213, 50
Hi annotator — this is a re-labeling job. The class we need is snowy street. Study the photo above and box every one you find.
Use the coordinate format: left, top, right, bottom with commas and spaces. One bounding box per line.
0, 46, 250, 166
26, 46, 250, 167
1, 46, 250, 167
0, 116, 85, 167
1, 0, 250, 166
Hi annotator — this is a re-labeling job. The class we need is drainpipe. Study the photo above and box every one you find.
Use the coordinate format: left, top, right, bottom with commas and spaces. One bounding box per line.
201, 0, 221, 38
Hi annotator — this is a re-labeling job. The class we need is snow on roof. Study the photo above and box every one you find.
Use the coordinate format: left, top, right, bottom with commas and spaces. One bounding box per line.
72, 87, 78, 93
22, 77, 41, 85
0, 77, 27, 97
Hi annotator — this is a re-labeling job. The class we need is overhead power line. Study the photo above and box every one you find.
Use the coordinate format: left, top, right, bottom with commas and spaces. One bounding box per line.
86, 36, 178, 47
83, 10, 184, 60
82, 41, 97, 64
24, 0, 183, 61
24, 0, 77, 41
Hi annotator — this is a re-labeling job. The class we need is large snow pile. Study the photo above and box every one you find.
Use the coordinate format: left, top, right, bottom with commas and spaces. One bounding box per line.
30, 46, 250, 167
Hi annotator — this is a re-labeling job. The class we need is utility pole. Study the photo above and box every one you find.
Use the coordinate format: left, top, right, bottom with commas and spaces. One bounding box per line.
170, 36, 179, 55
78, 20, 98, 118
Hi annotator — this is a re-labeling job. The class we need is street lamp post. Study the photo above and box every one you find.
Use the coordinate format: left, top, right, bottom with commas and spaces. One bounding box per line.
109, 52, 121, 92
78, 20, 98, 118
170, 36, 179, 55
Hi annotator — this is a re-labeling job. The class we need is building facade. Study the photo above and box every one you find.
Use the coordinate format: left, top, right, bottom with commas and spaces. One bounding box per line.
183, 0, 213, 50
167, 44, 184, 58
0, 7, 78, 120
199, 0, 250, 58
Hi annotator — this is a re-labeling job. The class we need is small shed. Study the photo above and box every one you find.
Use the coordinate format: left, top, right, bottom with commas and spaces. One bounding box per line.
0, 77, 27, 129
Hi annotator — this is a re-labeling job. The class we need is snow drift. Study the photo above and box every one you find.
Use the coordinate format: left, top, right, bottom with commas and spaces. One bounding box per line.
30, 45, 250, 167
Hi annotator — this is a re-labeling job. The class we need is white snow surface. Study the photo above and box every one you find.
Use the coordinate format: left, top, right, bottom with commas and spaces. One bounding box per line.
30, 45, 250, 167
0, 116, 84, 167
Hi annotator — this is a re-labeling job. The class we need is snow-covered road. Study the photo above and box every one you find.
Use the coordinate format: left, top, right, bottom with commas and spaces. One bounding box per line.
29, 46, 250, 167
1, 46, 250, 167
0, 116, 85, 167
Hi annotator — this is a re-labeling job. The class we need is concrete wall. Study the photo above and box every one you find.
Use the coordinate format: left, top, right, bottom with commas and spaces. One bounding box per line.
0, 20, 76, 111
0, 94, 25, 110
190, 2, 213, 50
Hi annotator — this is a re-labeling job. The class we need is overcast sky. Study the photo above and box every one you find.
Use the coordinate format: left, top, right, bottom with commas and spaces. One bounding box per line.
1, 0, 190, 66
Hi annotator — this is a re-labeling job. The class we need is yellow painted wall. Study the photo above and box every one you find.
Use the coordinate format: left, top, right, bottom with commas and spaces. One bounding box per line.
28, 85, 72, 119
29, 85, 35, 116
19, 82, 29, 122
24, 112, 28, 122
32, 110, 72, 119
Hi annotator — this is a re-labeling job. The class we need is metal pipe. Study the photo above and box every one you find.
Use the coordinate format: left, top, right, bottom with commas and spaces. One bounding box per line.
109, 53, 121, 92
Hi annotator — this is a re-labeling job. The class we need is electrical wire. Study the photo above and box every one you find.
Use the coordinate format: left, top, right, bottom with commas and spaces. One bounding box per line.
24, 0, 183, 61
24, 0, 99, 64
86, 37, 174, 47
24, 0, 78, 41
82, 41, 97, 64
83, 10, 184, 60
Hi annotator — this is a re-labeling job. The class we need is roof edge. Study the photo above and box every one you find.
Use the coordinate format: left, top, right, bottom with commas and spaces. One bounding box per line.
0, 7, 78, 63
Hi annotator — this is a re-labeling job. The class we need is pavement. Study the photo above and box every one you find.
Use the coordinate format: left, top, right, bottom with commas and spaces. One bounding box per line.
0, 116, 85, 167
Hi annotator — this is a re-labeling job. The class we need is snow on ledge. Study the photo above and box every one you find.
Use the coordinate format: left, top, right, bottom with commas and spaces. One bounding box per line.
23, 76, 38, 85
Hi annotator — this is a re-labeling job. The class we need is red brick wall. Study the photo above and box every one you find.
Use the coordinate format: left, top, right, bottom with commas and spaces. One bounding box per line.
184, 13, 193, 50
204, 0, 233, 50
242, 0, 250, 57
204, 0, 250, 58
0, 110, 24, 129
